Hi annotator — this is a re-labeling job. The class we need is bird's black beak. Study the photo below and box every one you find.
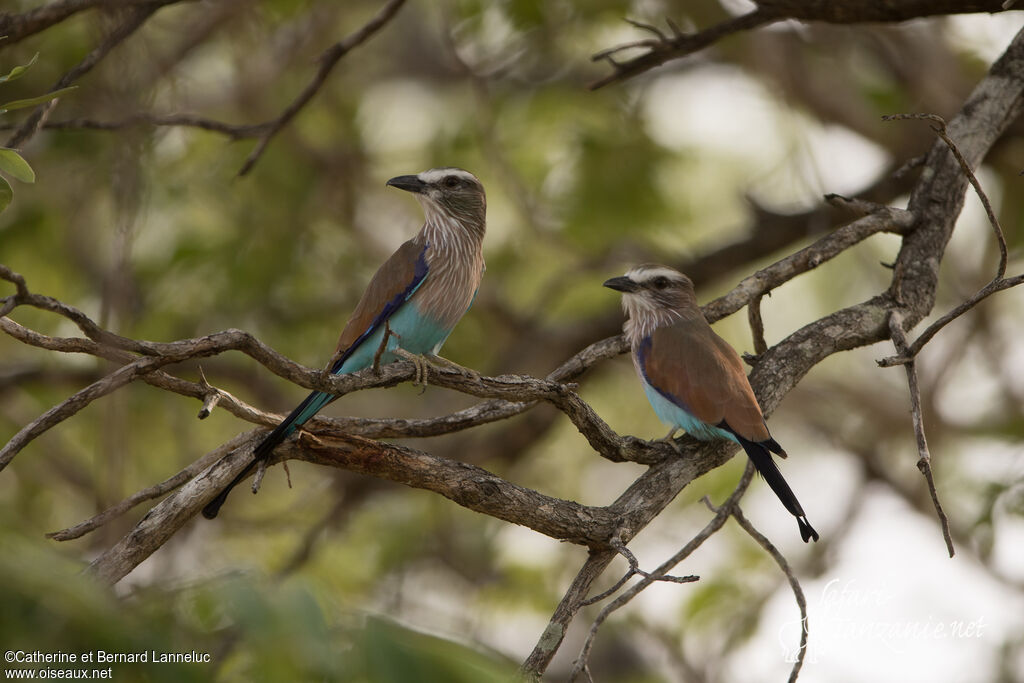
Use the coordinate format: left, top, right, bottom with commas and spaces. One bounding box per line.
386, 175, 427, 194
603, 276, 640, 293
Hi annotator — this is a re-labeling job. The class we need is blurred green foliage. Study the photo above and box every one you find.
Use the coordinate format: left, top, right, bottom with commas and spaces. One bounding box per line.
0, 532, 516, 681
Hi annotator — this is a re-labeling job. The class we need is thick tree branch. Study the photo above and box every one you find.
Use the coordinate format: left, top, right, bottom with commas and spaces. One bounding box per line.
590, 1, 1014, 89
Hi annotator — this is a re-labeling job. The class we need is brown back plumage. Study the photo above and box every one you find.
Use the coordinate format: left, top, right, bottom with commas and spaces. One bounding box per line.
644, 320, 771, 442
332, 238, 426, 361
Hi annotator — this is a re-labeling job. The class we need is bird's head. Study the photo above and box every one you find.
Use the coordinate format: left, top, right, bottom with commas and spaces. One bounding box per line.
387, 167, 486, 236
603, 264, 699, 321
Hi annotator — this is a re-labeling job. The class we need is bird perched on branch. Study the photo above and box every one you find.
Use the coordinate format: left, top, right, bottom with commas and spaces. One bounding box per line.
604, 265, 818, 542
202, 167, 487, 519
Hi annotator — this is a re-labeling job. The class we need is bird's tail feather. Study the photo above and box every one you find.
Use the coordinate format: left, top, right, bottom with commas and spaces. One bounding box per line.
733, 433, 819, 543
201, 389, 333, 519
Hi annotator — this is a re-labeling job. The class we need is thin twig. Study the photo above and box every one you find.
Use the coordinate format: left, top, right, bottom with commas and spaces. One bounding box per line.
0, 113, 270, 138
0, 1, 406, 175
5, 2, 173, 149
730, 506, 810, 683
568, 464, 754, 681
877, 112, 1022, 368
748, 293, 768, 356
883, 113, 1007, 278
236, 0, 407, 176
887, 311, 955, 557
582, 537, 698, 607
878, 274, 1024, 366
196, 366, 220, 419
591, 3, 1016, 89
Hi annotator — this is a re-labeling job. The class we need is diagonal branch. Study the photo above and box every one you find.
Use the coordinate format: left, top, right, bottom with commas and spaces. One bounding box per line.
0, 1, 407, 175
0, 353, 183, 470
589, 9, 778, 90
0, 0, 192, 50
879, 112, 1022, 367
46, 431, 255, 541
5, 1, 182, 149
235, 0, 407, 176
566, 464, 754, 682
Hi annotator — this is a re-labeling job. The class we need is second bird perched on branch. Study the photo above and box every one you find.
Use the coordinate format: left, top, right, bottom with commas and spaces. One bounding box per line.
202, 167, 487, 519
604, 265, 818, 543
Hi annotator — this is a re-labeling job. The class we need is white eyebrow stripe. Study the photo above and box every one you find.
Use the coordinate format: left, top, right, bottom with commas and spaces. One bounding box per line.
625, 266, 685, 283
417, 168, 479, 184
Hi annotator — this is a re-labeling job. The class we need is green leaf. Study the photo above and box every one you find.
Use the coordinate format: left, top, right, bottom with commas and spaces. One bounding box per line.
0, 148, 35, 183
0, 85, 78, 112
0, 53, 39, 84
0, 176, 12, 214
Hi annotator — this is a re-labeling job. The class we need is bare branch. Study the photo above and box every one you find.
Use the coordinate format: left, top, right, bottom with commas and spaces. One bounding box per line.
589, 9, 778, 90
879, 273, 1024, 367
0, 0, 193, 49
5, 2, 181, 149
703, 205, 915, 323
567, 464, 755, 681
521, 549, 617, 677
883, 113, 1007, 277
590, 2, 1012, 89
0, 113, 270, 139
878, 112, 1022, 367
0, 353, 182, 470
747, 293, 768, 357
886, 311, 956, 557
730, 505, 810, 683
87, 429, 627, 584
236, 0, 407, 176
46, 431, 254, 541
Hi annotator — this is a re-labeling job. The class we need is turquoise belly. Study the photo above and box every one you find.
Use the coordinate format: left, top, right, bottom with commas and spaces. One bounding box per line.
641, 379, 738, 443
336, 302, 451, 374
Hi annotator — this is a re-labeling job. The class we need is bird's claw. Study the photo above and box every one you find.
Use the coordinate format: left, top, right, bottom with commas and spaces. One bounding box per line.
658, 428, 683, 454
394, 348, 430, 389
393, 349, 480, 391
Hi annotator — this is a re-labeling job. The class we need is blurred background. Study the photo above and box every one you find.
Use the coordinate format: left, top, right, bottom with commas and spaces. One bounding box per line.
1, 1, 1022, 681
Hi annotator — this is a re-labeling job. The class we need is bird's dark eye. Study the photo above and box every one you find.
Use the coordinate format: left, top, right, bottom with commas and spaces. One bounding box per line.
443, 176, 460, 188
652, 277, 669, 289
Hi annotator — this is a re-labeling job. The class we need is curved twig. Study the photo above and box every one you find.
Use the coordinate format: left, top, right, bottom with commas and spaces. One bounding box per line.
730, 505, 810, 683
